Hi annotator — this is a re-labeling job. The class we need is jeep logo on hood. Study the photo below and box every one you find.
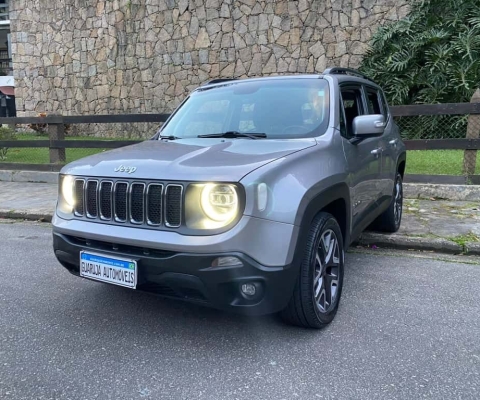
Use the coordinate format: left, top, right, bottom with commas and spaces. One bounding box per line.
114, 165, 137, 174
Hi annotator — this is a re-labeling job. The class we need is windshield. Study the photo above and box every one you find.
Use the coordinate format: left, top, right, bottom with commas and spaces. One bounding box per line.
159, 79, 330, 139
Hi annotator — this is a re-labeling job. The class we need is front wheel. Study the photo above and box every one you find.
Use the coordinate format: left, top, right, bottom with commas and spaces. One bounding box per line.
280, 212, 345, 329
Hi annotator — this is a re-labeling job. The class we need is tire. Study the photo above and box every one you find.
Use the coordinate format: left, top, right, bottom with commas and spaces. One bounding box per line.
372, 172, 403, 233
280, 212, 345, 329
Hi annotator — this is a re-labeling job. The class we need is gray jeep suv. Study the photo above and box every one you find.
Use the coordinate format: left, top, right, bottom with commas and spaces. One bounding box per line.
53, 68, 406, 328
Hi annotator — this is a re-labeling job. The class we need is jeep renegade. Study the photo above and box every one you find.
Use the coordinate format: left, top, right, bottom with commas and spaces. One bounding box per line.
53, 68, 406, 328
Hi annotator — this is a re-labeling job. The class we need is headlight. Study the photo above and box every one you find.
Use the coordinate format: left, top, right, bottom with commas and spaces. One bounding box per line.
201, 183, 238, 223
61, 175, 75, 208
185, 183, 242, 230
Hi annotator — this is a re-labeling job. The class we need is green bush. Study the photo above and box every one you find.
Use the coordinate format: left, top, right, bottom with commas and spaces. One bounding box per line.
0, 127, 17, 161
360, 0, 480, 139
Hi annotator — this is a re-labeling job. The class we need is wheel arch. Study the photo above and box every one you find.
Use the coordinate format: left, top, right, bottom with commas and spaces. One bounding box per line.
291, 183, 351, 273
397, 152, 407, 177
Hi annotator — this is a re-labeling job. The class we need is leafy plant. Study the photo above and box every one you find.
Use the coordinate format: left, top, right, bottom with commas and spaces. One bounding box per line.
0, 126, 17, 160
27, 113, 72, 136
360, 0, 480, 139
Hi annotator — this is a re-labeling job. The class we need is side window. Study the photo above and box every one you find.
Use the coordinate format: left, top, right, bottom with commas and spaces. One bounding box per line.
340, 87, 364, 139
339, 97, 347, 138
380, 91, 390, 119
365, 88, 382, 115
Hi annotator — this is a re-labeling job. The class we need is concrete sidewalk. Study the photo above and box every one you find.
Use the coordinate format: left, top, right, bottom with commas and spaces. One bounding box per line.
0, 182, 57, 221
0, 181, 479, 255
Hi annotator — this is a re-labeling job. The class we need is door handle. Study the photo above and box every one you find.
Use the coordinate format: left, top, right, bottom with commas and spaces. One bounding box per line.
371, 148, 382, 155
389, 139, 398, 147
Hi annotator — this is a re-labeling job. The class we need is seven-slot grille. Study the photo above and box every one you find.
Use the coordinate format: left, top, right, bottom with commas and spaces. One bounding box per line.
73, 178, 183, 228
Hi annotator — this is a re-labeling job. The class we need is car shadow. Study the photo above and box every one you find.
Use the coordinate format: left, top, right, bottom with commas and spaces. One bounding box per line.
51, 279, 332, 349
43, 254, 369, 348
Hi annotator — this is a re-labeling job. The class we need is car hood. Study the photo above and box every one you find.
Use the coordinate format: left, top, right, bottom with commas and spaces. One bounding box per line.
61, 138, 317, 181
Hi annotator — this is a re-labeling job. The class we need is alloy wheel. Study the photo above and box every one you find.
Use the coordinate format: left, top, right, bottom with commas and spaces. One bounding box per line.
313, 229, 341, 314
394, 177, 403, 226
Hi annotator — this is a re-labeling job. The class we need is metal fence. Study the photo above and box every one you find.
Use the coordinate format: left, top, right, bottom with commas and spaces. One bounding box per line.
395, 114, 472, 140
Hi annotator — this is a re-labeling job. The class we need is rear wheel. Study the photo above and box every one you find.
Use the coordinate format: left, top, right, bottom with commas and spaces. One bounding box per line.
280, 212, 344, 329
372, 172, 403, 233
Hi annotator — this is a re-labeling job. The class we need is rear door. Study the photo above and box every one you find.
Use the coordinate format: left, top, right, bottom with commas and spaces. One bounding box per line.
364, 86, 395, 206
340, 84, 383, 236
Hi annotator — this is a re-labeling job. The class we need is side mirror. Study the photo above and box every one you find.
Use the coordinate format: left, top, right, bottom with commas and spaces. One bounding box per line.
352, 114, 385, 138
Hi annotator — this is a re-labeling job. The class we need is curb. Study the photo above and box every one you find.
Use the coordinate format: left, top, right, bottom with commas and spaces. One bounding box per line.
356, 232, 480, 256
465, 242, 480, 256
1, 208, 476, 257
404, 183, 480, 202
0, 170, 58, 184
0, 209, 52, 222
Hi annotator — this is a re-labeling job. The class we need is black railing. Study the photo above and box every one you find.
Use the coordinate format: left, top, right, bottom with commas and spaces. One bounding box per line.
0, 104, 479, 184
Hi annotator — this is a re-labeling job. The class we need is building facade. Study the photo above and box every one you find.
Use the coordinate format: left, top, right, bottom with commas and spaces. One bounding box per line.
10, 0, 409, 137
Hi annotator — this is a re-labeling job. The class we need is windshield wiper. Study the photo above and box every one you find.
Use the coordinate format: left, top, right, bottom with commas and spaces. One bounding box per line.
159, 135, 181, 140
197, 131, 267, 139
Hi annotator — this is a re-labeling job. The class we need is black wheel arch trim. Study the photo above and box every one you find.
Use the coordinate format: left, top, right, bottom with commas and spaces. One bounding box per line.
397, 151, 407, 173
290, 182, 351, 273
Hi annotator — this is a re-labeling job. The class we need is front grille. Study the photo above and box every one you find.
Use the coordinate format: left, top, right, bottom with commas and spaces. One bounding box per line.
86, 181, 98, 218
130, 183, 145, 224
99, 181, 112, 220
74, 180, 85, 216
73, 178, 183, 229
165, 185, 183, 227
147, 184, 163, 225
114, 182, 128, 222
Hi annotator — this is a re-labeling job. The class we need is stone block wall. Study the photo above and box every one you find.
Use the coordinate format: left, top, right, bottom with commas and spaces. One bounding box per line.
10, 0, 409, 138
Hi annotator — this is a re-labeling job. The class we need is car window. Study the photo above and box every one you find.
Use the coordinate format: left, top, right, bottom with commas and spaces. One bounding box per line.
182, 100, 231, 136
160, 79, 331, 139
365, 88, 382, 115
379, 91, 390, 119
339, 99, 347, 138
340, 87, 364, 139
237, 102, 256, 132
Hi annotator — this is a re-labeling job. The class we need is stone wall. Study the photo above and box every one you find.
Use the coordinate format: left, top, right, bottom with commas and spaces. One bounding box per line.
10, 0, 409, 138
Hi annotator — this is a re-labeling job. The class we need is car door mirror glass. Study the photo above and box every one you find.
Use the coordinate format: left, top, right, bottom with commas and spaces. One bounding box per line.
352, 114, 385, 138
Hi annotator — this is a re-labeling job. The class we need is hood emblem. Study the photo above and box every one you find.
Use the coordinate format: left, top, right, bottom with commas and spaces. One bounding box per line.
114, 165, 137, 174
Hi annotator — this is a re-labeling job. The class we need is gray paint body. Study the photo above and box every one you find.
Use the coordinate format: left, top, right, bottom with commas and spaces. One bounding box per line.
53, 74, 406, 267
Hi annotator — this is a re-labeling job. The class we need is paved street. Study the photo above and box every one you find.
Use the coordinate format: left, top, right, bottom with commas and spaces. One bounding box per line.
0, 220, 479, 400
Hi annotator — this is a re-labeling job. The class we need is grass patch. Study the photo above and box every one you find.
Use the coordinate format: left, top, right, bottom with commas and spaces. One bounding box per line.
447, 232, 480, 253
1, 134, 138, 164
406, 150, 480, 175
2, 136, 479, 172
449, 233, 480, 246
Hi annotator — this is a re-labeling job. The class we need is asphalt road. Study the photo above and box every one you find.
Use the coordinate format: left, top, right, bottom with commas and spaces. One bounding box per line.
1, 221, 479, 400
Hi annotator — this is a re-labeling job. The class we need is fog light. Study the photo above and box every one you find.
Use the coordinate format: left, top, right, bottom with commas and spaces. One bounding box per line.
211, 256, 243, 268
241, 283, 256, 297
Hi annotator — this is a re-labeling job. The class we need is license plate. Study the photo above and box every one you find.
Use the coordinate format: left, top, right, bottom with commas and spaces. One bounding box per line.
80, 251, 137, 289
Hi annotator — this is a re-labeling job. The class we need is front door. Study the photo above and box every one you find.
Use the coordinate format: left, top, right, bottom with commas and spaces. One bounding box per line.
340, 85, 383, 237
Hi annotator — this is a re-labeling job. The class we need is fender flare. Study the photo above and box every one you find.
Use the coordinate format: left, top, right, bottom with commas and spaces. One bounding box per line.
397, 151, 407, 173
289, 182, 351, 272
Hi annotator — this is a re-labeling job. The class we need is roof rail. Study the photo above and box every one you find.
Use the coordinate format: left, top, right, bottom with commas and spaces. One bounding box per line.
205, 78, 238, 85
323, 67, 371, 81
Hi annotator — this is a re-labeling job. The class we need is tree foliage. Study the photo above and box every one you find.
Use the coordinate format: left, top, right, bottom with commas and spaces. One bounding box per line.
360, 0, 480, 106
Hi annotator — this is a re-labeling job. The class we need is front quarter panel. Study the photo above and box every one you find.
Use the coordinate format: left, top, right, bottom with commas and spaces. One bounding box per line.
241, 131, 349, 228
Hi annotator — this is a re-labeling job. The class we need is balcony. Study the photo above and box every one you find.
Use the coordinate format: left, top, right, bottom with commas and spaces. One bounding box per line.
0, 2, 8, 22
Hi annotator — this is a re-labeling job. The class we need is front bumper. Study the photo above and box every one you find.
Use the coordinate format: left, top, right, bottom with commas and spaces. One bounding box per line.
52, 214, 299, 267
53, 232, 299, 315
